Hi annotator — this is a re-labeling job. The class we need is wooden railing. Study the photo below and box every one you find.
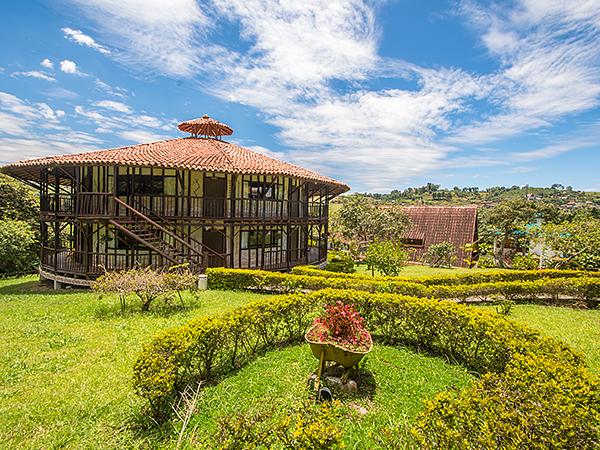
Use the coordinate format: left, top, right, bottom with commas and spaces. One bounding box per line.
41, 192, 327, 220
41, 245, 323, 276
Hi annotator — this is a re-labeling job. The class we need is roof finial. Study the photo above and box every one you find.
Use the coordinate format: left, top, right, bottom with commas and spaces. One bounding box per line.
178, 115, 233, 139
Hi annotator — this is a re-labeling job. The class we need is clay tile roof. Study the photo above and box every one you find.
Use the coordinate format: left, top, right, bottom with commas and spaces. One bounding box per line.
1, 136, 350, 195
402, 206, 478, 267
177, 114, 233, 137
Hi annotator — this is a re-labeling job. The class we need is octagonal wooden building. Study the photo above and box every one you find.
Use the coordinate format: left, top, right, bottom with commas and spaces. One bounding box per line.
1, 115, 349, 286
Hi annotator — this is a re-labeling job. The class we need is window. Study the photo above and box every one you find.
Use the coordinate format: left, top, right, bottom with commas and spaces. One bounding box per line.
401, 238, 424, 247
117, 175, 164, 196
242, 230, 282, 249
249, 181, 276, 199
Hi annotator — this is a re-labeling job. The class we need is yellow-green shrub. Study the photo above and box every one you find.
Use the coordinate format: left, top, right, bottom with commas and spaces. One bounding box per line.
292, 265, 599, 285
207, 268, 600, 306
133, 289, 599, 449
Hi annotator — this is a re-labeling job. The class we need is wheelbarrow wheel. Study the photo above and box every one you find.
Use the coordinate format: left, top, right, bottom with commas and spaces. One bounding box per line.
317, 387, 332, 402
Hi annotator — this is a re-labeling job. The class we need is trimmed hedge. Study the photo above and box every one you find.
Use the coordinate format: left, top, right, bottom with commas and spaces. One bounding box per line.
206, 268, 600, 306
292, 265, 600, 285
133, 289, 600, 447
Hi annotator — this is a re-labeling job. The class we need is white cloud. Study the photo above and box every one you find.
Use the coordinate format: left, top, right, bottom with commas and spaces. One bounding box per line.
11, 71, 56, 82
40, 58, 54, 69
57, 1, 600, 190
93, 100, 132, 113
62, 27, 110, 55
66, 0, 209, 77
0, 91, 93, 163
118, 129, 169, 142
94, 79, 128, 98
59, 59, 83, 75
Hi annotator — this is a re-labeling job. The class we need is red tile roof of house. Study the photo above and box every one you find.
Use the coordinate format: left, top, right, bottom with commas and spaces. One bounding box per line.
403, 205, 478, 267
1, 136, 349, 195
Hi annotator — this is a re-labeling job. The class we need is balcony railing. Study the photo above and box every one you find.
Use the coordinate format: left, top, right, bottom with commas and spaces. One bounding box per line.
41, 192, 328, 220
41, 245, 323, 275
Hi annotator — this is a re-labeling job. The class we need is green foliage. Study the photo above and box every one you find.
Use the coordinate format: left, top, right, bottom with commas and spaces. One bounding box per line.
0, 219, 37, 274
423, 241, 455, 267
495, 298, 515, 316
324, 250, 355, 273
92, 266, 197, 312
133, 288, 600, 448
216, 401, 344, 449
292, 265, 599, 285
538, 219, 600, 270
413, 353, 600, 449
0, 174, 39, 224
209, 267, 600, 307
477, 254, 497, 268
511, 253, 538, 270
332, 195, 409, 251
365, 241, 407, 276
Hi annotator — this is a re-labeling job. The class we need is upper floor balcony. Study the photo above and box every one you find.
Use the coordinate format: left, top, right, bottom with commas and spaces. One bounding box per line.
41, 192, 329, 222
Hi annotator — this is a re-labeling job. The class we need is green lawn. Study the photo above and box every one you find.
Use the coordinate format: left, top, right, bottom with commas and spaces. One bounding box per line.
1, 275, 599, 448
354, 263, 506, 278
474, 304, 600, 373
186, 345, 472, 449
0, 276, 269, 449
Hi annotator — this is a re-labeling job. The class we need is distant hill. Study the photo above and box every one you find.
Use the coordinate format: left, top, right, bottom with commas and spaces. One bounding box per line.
343, 184, 600, 213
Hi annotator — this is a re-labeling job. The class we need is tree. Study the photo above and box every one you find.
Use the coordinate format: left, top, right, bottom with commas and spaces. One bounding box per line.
479, 198, 545, 268
0, 219, 37, 274
0, 174, 38, 224
365, 241, 407, 276
332, 196, 409, 255
536, 219, 600, 270
422, 242, 455, 267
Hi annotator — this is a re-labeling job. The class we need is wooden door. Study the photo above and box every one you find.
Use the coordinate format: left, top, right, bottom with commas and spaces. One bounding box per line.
203, 177, 227, 217
203, 229, 225, 267
289, 186, 300, 218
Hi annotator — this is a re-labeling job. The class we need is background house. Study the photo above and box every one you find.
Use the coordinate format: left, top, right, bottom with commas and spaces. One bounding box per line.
402, 206, 478, 267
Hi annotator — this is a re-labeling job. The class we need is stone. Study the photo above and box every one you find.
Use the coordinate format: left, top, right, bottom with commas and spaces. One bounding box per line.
341, 380, 358, 394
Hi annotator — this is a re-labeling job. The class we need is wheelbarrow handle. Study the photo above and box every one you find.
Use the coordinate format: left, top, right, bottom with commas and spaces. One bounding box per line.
315, 346, 326, 392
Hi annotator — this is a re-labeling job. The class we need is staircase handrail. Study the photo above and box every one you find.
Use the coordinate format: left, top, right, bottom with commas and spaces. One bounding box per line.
113, 197, 203, 263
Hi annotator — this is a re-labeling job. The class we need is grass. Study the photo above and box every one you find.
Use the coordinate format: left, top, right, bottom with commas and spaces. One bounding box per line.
1, 274, 599, 448
475, 304, 600, 373
354, 262, 505, 278
184, 345, 472, 449
0, 275, 269, 449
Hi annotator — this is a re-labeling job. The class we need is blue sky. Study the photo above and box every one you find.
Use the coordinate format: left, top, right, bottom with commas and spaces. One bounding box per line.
1, 0, 599, 193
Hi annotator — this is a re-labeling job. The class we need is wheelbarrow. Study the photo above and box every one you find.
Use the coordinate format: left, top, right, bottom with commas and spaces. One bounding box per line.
305, 326, 372, 401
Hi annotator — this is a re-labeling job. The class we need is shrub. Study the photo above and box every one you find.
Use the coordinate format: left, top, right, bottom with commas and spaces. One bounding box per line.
93, 266, 197, 312
511, 253, 538, 270
0, 219, 37, 274
207, 268, 600, 307
291, 265, 600, 285
216, 401, 344, 449
324, 250, 355, 273
422, 241, 455, 267
477, 254, 497, 268
133, 288, 600, 448
365, 240, 407, 276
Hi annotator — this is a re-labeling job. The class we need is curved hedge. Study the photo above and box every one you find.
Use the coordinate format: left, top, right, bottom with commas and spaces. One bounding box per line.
206, 268, 600, 307
133, 289, 600, 447
292, 265, 600, 285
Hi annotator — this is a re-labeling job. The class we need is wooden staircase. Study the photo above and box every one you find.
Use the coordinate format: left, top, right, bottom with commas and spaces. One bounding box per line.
109, 197, 206, 271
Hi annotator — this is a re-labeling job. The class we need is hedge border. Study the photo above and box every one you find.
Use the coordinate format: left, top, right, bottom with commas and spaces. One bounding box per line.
292, 265, 600, 285
206, 268, 600, 307
132, 289, 600, 447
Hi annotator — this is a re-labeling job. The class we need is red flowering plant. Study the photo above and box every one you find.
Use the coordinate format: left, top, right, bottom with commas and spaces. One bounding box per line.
306, 301, 372, 352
